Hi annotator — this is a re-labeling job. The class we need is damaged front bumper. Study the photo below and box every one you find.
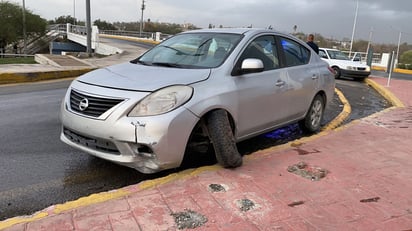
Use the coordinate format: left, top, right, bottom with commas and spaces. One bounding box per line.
60, 84, 199, 174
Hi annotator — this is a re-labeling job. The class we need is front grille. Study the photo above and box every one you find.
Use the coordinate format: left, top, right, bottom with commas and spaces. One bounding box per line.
70, 90, 124, 117
63, 128, 120, 154
357, 67, 367, 71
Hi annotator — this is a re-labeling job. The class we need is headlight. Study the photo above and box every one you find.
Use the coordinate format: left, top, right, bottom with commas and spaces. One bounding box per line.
128, 85, 193, 117
346, 66, 355, 70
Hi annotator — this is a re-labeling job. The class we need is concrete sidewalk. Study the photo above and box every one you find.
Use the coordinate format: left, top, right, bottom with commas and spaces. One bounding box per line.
0, 75, 411, 230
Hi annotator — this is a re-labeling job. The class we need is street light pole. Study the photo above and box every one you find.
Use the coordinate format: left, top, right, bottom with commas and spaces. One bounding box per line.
22, 0, 27, 54
139, 0, 146, 37
349, 0, 359, 58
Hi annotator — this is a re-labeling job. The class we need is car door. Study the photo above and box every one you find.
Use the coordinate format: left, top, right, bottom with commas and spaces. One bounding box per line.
278, 36, 319, 119
233, 35, 291, 139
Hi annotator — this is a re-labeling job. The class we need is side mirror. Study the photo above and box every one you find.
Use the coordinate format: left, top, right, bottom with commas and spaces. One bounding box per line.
240, 58, 264, 73
353, 57, 360, 62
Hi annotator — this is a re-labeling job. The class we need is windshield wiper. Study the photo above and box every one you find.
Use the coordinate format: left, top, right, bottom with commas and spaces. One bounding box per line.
151, 62, 184, 68
132, 59, 151, 65
159, 45, 189, 55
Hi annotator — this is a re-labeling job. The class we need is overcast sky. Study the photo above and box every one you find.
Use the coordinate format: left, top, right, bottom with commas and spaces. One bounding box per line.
7, 0, 412, 44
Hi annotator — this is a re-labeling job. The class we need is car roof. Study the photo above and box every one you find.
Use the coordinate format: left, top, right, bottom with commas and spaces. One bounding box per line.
181, 28, 281, 35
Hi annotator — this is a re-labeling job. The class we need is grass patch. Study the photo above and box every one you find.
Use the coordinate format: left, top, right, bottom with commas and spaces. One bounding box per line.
0, 57, 37, 65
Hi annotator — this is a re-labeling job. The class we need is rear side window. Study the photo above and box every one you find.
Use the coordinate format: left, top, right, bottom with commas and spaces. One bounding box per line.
280, 37, 310, 67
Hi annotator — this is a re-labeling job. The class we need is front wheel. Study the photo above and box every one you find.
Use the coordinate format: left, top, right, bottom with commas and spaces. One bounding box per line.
332, 66, 341, 79
206, 110, 242, 168
299, 95, 325, 133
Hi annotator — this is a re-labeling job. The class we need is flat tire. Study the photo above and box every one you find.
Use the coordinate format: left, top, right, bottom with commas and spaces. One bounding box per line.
206, 110, 242, 168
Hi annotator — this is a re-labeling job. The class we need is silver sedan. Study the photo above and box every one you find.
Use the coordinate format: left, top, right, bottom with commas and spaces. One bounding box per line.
60, 28, 335, 173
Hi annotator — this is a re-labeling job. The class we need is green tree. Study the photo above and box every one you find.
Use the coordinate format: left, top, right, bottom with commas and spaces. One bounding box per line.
400, 50, 412, 64
0, 1, 47, 46
94, 19, 117, 30
49, 15, 84, 25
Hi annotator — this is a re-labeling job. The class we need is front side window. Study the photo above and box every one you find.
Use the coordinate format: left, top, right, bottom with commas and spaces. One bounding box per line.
137, 33, 242, 68
238, 35, 280, 71
280, 37, 310, 67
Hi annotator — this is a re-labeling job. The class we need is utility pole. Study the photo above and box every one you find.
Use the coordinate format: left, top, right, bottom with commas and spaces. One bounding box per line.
22, 0, 27, 54
86, 0, 92, 56
396, 31, 402, 66
140, 0, 146, 37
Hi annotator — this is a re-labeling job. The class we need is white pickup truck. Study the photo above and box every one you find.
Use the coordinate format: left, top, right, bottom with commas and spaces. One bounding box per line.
319, 48, 370, 80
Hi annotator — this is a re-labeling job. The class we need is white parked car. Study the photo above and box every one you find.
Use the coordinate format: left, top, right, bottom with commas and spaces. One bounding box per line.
60, 28, 335, 173
319, 48, 370, 80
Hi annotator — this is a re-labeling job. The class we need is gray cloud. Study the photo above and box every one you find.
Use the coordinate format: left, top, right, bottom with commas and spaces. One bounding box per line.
9, 0, 412, 44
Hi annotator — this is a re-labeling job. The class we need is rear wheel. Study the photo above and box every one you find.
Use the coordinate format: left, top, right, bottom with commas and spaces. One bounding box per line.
206, 110, 242, 168
299, 95, 325, 133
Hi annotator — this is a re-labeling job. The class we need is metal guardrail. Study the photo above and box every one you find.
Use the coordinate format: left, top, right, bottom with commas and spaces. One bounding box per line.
48, 24, 170, 41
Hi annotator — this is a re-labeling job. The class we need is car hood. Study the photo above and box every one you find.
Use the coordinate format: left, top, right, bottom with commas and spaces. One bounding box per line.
322, 58, 369, 67
77, 62, 211, 91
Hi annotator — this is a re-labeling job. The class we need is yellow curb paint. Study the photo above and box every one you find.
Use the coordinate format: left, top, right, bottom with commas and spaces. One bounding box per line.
0, 68, 95, 85
394, 68, 412, 75
0, 212, 48, 230
52, 189, 130, 214
371, 66, 412, 75
138, 165, 222, 190
371, 66, 386, 71
322, 88, 352, 131
365, 78, 405, 108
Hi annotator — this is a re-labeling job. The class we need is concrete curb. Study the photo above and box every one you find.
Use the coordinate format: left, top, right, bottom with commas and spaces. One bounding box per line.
365, 78, 405, 108
372, 66, 412, 75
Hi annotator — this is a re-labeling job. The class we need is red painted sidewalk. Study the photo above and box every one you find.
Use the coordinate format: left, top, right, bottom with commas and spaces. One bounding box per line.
1, 76, 412, 230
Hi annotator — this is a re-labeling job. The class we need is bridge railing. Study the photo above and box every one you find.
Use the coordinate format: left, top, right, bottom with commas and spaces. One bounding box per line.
99, 30, 171, 41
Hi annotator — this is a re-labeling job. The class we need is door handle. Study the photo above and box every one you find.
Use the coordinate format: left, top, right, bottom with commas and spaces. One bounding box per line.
275, 80, 285, 87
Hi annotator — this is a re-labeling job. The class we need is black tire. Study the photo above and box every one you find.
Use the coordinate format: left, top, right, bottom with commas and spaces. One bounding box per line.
206, 110, 242, 168
332, 66, 341, 79
299, 95, 325, 133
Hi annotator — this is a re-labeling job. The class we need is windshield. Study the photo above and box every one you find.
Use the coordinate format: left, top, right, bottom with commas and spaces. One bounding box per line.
136, 32, 243, 68
326, 50, 350, 60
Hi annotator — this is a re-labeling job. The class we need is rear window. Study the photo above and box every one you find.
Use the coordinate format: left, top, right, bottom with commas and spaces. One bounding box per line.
280, 37, 310, 67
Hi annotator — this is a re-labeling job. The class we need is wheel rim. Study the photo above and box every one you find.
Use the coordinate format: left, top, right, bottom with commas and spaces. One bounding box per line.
310, 100, 323, 128
332, 67, 340, 78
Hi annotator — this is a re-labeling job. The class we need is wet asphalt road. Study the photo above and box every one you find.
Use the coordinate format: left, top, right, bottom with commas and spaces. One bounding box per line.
0, 76, 393, 220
